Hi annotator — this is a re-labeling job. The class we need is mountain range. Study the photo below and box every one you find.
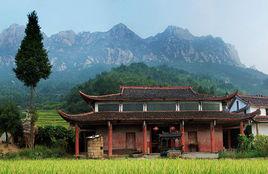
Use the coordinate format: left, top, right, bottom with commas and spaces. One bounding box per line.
0, 23, 267, 101
0, 23, 243, 71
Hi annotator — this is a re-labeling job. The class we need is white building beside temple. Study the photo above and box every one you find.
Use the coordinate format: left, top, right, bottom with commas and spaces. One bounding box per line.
229, 94, 268, 135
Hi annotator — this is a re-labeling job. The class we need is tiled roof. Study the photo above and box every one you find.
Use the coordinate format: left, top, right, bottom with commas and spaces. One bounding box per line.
58, 110, 259, 123
253, 116, 268, 122
80, 86, 237, 103
237, 94, 268, 107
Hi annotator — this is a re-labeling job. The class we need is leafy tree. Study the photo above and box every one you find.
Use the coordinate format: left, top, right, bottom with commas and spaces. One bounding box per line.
13, 11, 52, 148
0, 102, 22, 145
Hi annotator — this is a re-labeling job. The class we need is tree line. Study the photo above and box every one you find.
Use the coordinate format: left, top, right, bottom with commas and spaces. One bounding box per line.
64, 63, 237, 113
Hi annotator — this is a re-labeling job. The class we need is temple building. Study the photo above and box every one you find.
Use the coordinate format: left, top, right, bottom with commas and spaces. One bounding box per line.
58, 86, 259, 158
229, 93, 268, 135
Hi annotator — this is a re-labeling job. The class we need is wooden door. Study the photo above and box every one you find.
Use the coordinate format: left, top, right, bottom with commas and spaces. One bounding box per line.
126, 132, 136, 149
188, 131, 197, 144
188, 131, 198, 152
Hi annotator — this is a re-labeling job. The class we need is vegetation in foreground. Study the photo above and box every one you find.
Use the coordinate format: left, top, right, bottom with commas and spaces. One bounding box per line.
0, 146, 67, 160
220, 134, 268, 158
0, 159, 268, 174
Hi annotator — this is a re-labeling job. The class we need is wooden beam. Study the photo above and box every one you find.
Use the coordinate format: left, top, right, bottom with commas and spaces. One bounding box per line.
227, 129, 231, 149
75, 124, 80, 159
143, 121, 147, 155
180, 121, 185, 152
256, 123, 259, 135
223, 126, 240, 130
240, 121, 245, 135
108, 121, 113, 157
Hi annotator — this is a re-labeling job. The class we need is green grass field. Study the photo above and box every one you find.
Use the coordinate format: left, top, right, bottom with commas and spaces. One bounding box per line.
36, 110, 68, 127
0, 159, 267, 174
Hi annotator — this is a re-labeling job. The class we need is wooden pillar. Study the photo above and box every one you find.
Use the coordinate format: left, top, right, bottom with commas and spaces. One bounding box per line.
143, 121, 147, 155
108, 121, 113, 157
240, 121, 245, 135
256, 123, 259, 135
210, 120, 215, 153
169, 126, 174, 148
227, 129, 231, 149
180, 121, 185, 152
75, 123, 80, 159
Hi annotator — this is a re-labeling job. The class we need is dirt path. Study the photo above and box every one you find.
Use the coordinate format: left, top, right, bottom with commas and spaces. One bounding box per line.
0, 144, 20, 154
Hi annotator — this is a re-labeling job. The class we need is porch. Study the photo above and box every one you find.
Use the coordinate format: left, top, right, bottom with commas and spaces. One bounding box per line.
73, 119, 246, 159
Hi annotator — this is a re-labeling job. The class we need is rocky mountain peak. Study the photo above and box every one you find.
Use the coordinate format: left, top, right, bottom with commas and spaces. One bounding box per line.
163, 25, 194, 40
108, 23, 141, 40
110, 23, 129, 31
0, 24, 25, 46
49, 30, 76, 46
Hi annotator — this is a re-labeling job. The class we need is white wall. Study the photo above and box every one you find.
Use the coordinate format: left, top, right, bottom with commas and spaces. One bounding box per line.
229, 98, 247, 112
249, 106, 266, 116
252, 123, 268, 136
229, 97, 268, 136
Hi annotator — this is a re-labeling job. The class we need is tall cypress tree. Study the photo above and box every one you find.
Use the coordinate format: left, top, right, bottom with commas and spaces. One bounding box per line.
14, 11, 52, 148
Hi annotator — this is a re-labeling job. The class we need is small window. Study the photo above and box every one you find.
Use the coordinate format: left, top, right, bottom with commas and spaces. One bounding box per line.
202, 102, 220, 111
180, 102, 199, 111
266, 108, 268, 116
98, 103, 119, 112
123, 103, 143, 111
147, 102, 176, 111
236, 101, 239, 111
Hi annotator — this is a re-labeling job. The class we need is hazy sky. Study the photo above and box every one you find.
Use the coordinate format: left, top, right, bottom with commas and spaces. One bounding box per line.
1, 0, 268, 73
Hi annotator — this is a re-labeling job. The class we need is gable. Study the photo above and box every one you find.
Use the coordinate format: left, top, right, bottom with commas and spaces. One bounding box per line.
229, 97, 247, 112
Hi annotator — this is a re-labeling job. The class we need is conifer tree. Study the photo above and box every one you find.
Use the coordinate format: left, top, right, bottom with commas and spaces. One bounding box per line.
14, 11, 52, 148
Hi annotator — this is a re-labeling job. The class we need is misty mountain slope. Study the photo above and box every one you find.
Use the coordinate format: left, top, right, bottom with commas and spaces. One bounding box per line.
0, 23, 243, 69
0, 23, 267, 95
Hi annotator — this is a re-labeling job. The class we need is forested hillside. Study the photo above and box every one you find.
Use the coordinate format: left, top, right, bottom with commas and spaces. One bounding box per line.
64, 63, 237, 113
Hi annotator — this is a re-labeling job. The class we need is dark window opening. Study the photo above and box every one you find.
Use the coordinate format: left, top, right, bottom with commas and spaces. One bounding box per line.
98, 103, 119, 112
147, 102, 176, 111
180, 102, 199, 111
123, 103, 143, 111
202, 102, 220, 111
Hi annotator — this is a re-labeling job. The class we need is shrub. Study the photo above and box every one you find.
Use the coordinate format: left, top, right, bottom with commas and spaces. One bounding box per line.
254, 135, 268, 155
35, 125, 74, 153
220, 134, 268, 158
219, 150, 265, 158
237, 134, 254, 152
0, 101, 23, 145
1, 145, 67, 159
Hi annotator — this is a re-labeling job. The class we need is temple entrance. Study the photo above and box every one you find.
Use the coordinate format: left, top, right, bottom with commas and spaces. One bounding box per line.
223, 129, 239, 149
151, 126, 181, 153
188, 131, 198, 152
151, 126, 168, 153
126, 132, 136, 149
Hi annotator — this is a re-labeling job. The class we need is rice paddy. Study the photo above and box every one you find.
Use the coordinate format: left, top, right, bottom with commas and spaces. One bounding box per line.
36, 110, 68, 127
0, 159, 267, 174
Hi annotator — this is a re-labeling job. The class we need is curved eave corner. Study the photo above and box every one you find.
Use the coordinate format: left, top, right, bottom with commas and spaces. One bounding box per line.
250, 109, 267, 122
58, 110, 72, 122
79, 91, 95, 104
247, 109, 261, 121
199, 90, 238, 101
224, 90, 238, 101
58, 110, 80, 123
